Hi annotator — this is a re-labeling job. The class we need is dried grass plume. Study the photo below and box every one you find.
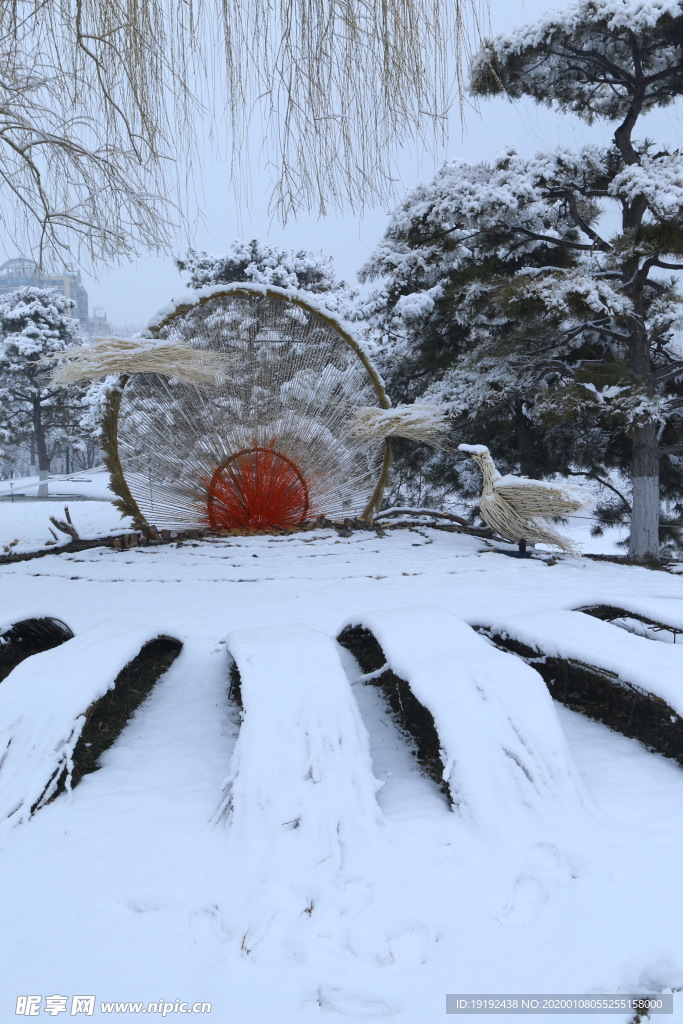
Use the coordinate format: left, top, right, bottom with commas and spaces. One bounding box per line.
51, 337, 235, 386
346, 404, 451, 448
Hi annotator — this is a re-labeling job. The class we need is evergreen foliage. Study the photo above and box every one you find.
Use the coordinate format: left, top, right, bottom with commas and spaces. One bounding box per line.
176, 240, 359, 319
362, 0, 683, 560
0, 288, 94, 475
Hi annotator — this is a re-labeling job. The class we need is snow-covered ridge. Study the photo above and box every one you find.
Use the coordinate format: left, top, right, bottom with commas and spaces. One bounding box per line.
1, 526, 682, 1018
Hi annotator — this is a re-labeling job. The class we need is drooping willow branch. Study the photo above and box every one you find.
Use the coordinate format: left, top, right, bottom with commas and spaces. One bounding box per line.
0, 0, 488, 264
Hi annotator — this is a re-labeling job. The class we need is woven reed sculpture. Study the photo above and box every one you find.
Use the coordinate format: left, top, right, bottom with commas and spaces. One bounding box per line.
458, 444, 589, 555
55, 284, 400, 534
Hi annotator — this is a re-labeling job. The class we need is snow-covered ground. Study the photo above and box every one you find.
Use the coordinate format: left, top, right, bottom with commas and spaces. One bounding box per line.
0, 470, 130, 555
0, 467, 115, 501
0, 468, 634, 556
0, 486, 682, 1022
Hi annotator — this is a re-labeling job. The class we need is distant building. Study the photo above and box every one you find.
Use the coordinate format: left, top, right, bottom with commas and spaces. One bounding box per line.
0, 258, 108, 334
88, 306, 109, 336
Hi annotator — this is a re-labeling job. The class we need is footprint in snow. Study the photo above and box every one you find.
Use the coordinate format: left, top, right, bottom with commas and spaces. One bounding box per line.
313, 985, 397, 1017
498, 842, 575, 926
386, 924, 431, 968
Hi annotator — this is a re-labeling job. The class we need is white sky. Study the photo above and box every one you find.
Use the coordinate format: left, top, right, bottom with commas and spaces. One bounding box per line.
82, 0, 683, 328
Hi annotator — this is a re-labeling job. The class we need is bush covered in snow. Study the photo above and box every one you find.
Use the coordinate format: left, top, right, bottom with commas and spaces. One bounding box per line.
175, 240, 360, 320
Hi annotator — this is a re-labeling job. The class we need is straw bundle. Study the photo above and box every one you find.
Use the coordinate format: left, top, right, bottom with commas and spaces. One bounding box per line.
346, 404, 450, 448
51, 337, 235, 386
458, 444, 591, 555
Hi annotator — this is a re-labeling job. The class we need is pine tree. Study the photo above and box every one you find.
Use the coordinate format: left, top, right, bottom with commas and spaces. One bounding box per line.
176, 240, 359, 318
0, 288, 93, 495
362, 0, 683, 561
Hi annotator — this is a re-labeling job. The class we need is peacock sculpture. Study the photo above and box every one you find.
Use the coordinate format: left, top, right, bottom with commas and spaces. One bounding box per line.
458, 444, 590, 555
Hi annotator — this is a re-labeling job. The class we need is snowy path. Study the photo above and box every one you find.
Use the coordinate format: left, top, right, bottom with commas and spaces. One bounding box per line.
0, 527, 682, 1021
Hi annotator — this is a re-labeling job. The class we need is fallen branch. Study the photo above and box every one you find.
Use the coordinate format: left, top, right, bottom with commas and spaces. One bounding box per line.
375, 506, 471, 528
48, 506, 80, 542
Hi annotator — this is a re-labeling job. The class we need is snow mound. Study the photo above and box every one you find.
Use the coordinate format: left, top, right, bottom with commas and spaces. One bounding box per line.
215, 624, 383, 961
457, 443, 490, 454
0, 625, 174, 827
481, 609, 683, 715
346, 606, 591, 834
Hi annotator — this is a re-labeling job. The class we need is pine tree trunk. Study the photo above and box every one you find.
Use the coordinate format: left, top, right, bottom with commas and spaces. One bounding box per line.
628, 422, 659, 561
33, 397, 50, 497
612, 84, 662, 563
515, 402, 537, 477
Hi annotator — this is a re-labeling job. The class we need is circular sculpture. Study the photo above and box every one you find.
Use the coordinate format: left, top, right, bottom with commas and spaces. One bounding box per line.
103, 285, 391, 533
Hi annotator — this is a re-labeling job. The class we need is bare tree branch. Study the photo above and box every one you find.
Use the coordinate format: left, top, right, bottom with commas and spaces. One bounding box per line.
567, 469, 632, 511
509, 225, 596, 250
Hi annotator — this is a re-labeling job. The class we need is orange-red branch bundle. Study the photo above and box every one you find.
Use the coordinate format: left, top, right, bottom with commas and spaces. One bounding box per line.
205, 445, 311, 531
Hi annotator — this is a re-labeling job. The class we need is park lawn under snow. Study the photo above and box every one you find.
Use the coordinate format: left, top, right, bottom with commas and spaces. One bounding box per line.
0, 490, 682, 1022
0, 469, 129, 555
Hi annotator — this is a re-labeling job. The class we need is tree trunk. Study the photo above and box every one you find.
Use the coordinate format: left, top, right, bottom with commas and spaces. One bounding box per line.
613, 89, 661, 563
33, 397, 50, 497
515, 402, 537, 477
625, 318, 659, 561
628, 422, 659, 561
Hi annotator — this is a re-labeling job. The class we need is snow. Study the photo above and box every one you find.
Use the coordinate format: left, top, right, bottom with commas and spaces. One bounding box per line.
0, 470, 132, 555
0, 467, 116, 501
393, 289, 440, 319
457, 443, 490, 454
0, 483, 682, 1021
496, 0, 682, 50
480, 609, 683, 714
176, 242, 361, 323
494, 474, 594, 506
343, 606, 591, 830
213, 625, 383, 962
0, 623, 170, 825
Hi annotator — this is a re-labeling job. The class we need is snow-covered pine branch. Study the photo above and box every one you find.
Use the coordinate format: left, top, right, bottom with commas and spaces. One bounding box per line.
175, 241, 361, 322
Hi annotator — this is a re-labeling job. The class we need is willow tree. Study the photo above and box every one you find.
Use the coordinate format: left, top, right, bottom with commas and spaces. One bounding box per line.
0, 0, 485, 268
